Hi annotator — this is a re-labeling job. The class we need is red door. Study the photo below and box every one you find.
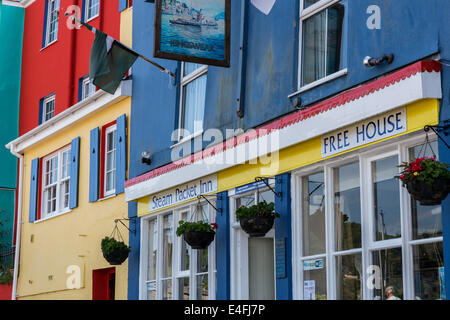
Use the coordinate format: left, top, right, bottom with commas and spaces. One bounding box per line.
92, 268, 115, 300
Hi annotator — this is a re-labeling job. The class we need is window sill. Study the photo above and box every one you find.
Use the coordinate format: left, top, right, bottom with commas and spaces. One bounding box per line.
40, 39, 58, 52
170, 130, 204, 149
34, 208, 72, 223
288, 68, 348, 99
97, 193, 117, 202
86, 14, 100, 24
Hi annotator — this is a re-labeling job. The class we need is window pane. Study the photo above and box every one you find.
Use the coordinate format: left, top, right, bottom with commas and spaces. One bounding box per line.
180, 211, 190, 272
196, 248, 208, 274
147, 281, 157, 300
60, 180, 69, 209
182, 74, 207, 135
334, 162, 361, 251
413, 242, 444, 300
409, 141, 442, 239
236, 194, 255, 209
335, 253, 362, 300
372, 156, 401, 241
162, 279, 172, 300
178, 277, 189, 300
147, 219, 158, 281
301, 2, 344, 86
303, 257, 327, 300
371, 247, 403, 300
302, 172, 325, 256
304, 0, 321, 8
184, 63, 203, 76
163, 214, 173, 278
259, 189, 275, 204
196, 274, 208, 300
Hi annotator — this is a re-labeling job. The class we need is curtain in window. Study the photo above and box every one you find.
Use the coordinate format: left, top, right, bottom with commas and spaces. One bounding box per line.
302, 3, 344, 86
183, 74, 207, 135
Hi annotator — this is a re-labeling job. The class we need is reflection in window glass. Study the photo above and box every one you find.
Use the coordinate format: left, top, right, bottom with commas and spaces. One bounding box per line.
180, 212, 190, 271
197, 274, 209, 300
236, 194, 255, 209
303, 257, 327, 300
413, 242, 444, 300
302, 172, 326, 256
336, 254, 362, 300
372, 156, 401, 241
409, 141, 442, 239
163, 215, 173, 278
258, 189, 275, 205
147, 219, 158, 300
178, 277, 189, 300
334, 162, 361, 251
162, 279, 172, 300
304, 0, 321, 8
371, 247, 403, 300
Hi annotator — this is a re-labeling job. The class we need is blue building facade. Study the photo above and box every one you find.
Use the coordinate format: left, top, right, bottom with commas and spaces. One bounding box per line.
125, 0, 450, 300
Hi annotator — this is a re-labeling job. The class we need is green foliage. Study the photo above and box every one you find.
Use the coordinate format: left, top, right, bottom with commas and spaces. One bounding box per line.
397, 156, 450, 187
235, 201, 280, 220
176, 221, 217, 237
0, 270, 12, 285
101, 237, 130, 255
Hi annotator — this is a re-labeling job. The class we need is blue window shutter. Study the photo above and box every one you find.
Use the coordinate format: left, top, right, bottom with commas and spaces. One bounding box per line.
69, 137, 81, 209
89, 128, 100, 202
216, 191, 230, 300
42, 0, 49, 48
38, 98, 43, 125
78, 77, 84, 102
81, 0, 86, 22
115, 114, 127, 194
119, 0, 127, 12
29, 158, 40, 223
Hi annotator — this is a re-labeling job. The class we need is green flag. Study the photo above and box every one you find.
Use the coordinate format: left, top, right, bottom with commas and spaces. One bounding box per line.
89, 29, 138, 95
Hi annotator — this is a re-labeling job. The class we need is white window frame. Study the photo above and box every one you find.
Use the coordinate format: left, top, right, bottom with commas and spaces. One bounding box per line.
40, 146, 71, 220
45, 0, 60, 47
139, 199, 217, 300
43, 94, 55, 123
228, 182, 277, 300
82, 77, 96, 100
291, 132, 444, 300
297, 0, 347, 93
85, 0, 100, 22
177, 63, 208, 142
104, 124, 117, 197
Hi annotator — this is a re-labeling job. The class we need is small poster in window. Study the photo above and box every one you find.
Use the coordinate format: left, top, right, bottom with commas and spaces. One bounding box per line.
439, 267, 445, 300
304, 280, 315, 300
154, 0, 231, 67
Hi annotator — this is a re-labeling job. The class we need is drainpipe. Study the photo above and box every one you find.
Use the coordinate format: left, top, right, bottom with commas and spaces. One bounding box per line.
6, 144, 23, 301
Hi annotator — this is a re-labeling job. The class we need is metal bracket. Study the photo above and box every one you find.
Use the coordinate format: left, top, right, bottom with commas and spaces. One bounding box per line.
114, 218, 136, 235
255, 177, 282, 198
197, 195, 222, 214
424, 123, 450, 150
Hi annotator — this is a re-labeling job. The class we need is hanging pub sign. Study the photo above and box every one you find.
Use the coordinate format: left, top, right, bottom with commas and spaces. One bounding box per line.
154, 0, 231, 67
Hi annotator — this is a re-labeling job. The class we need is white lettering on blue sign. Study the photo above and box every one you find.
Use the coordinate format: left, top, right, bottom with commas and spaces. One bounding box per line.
149, 175, 218, 213
321, 108, 407, 158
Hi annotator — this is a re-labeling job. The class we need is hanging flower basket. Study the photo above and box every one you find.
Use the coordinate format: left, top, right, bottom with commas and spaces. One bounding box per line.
176, 221, 218, 250
398, 156, 450, 206
236, 201, 280, 237
101, 236, 131, 265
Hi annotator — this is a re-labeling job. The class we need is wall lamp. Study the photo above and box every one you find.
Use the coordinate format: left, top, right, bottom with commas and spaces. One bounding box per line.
141, 151, 152, 165
363, 54, 395, 67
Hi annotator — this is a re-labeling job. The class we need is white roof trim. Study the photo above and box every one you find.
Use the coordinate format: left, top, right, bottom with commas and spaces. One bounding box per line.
6, 80, 132, 155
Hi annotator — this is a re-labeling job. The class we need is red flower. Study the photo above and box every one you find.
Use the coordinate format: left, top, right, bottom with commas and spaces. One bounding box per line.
210, 223, 218, 230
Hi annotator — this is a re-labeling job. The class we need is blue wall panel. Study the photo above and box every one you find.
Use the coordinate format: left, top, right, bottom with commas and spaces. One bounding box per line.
216, 191, 230, 300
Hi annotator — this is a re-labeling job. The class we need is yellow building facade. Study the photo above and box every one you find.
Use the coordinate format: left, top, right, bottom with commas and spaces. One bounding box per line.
7, 8, 134, 300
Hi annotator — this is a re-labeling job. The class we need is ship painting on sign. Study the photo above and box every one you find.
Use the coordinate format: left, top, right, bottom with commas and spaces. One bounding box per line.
160, 0, 226, 60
